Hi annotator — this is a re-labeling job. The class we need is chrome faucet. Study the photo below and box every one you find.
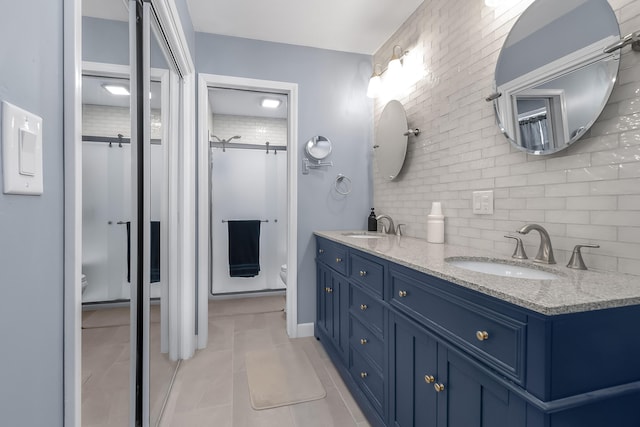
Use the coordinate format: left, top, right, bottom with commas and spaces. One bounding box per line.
517, 224, 556, 264
376, 215, 395, 235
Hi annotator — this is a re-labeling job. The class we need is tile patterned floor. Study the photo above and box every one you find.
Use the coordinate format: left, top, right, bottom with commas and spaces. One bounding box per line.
160, 296, 371, 427
82, 295, 370, 426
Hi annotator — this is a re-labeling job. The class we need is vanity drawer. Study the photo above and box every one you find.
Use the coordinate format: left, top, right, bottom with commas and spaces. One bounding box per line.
350, 347, 384, 416
350, 284, 384, 336
316, 237, 347, 275
350, 315, 384, 371
390, 269, 526, 383
350, 253, 384, 297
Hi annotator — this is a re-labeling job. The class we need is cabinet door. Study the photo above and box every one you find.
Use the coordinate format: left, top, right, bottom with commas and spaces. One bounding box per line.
316, 263, 349, 362
317, 263, 333, 339
391, 314, 438, 427
332, 271, 350, 362
437, 347, 525, 427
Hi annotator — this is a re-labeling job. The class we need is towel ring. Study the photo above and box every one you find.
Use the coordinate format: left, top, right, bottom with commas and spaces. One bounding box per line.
335, 174, 352, 195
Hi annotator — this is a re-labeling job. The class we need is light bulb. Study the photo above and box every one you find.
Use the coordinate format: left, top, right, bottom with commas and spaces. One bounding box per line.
367, 74, 381, 98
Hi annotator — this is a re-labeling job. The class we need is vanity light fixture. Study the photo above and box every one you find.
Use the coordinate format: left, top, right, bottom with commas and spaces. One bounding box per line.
261, 98, 281, 109
102, 84, 130, 96
367, 45, 409, 99
387, 45, 404, 76
366, 64, 382, 98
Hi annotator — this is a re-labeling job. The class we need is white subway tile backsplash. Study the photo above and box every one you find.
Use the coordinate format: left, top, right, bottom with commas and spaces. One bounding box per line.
619, 195, 640, 210
566, 196, 617, 211
592, 211, 640, 226
372, 0, 640, 275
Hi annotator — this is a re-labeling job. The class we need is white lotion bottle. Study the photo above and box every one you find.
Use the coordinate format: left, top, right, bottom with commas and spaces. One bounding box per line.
427, 202, 444, 243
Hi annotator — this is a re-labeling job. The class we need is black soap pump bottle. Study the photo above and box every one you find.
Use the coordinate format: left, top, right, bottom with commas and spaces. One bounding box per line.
368, 208, 377, 232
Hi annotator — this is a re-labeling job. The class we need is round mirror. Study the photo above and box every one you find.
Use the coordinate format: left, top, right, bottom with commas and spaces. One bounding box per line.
493, 0, 620, 155
375, 100, 408, 180
305, 135, 332, 161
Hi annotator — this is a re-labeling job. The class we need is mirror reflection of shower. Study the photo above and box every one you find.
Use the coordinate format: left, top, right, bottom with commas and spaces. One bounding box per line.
81, 75, 164, 303
208, 87, 289, 295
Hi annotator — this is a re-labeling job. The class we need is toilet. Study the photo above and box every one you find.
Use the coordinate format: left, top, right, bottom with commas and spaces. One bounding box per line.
81, 273, 88, 294
279, 264, 287, 287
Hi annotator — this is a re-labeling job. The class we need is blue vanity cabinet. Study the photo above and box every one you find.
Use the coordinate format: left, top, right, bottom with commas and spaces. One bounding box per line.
315, 235, 640, 427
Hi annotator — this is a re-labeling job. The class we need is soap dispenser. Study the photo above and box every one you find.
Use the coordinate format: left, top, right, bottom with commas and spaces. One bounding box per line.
368, 208, 377, 232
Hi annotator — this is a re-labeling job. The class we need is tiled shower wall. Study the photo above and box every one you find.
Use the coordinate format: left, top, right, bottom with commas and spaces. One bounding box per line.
372, 0, 640, 274
211, 114, 287, 147
83, 104, 163, 140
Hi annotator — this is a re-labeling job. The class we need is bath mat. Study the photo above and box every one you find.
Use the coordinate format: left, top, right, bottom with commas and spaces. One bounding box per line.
245, 346, 326, 410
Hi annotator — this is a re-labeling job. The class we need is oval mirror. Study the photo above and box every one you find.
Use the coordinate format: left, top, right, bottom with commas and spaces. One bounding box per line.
305, 135, 332, 161
493, 0, 620, 155
375, 100, 408, 180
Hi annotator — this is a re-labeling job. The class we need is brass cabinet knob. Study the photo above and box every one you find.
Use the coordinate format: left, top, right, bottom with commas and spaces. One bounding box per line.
326, 287, 333, 293
476, 330, 489, 341
336, 257, 342, 263
359, 270, 367, 277
318, 249, 325, 254
434, 383, 445, 392
360, 304, 368, 311
360, 372, 368, 379
324, 287, 329, 292
398, 290, 407, 297
360, 338, 368, 345
424, 375, 435, 384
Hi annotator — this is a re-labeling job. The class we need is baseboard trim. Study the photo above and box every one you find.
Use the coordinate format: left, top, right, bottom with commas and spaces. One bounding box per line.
297, 322, 314, 337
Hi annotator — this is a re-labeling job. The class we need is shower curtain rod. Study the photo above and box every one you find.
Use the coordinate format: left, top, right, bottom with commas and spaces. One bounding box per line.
209, 140, 287, 152
83, 135, 162, 145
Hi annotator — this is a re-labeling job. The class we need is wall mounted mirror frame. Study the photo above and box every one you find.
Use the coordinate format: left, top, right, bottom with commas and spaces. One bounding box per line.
375, 100, 408, 181
491, 0, 622, 155
302, 135, 333, 174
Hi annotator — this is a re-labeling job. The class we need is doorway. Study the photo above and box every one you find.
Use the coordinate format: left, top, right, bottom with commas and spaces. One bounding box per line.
197, 74, 299, 346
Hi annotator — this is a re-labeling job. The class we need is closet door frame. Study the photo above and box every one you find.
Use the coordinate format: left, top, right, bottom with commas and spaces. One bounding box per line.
63, 0, 195, 425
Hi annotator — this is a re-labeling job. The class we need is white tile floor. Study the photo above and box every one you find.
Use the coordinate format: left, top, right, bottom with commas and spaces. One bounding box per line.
82, 295, 371, 427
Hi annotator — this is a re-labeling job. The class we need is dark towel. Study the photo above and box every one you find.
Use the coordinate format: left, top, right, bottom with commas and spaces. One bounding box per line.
227, 220, 261, 278
150, 221, 160, 283
126, 221, 161, 283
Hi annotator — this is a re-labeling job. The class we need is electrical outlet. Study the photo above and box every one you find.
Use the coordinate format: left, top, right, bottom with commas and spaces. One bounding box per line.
472, 190, 493, 215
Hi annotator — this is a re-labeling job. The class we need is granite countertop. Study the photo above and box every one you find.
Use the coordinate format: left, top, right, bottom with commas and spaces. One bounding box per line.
314, 230, 640, 316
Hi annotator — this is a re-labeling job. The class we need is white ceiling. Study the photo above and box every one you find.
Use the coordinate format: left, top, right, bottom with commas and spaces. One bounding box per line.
83, 0, 424, 55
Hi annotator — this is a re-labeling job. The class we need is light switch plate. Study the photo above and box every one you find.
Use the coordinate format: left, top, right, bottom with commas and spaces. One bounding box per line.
2, 101, 43, 195
472, 190, 494, 215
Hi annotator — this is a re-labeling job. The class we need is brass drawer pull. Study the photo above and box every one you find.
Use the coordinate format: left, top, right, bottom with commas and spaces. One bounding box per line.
398, 290, 407, 297
360, 372, 368, 379
336, 257, 342, 263
318, 249, 325, 254
359, 270, 367, 277
424, 375, 435, 384
476, 330, 489, 341
434, 383, 445, 392
360, 338, 368, 345
360, 304, 368, 311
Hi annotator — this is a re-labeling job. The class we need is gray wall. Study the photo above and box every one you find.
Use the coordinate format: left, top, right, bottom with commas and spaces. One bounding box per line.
83, 16, 169, 69
196, 33, 373, 323
0, 0, 65, 425
173, 0, 195, 62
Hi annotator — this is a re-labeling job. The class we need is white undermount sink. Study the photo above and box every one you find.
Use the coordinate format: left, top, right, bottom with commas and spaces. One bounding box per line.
341, 232, 385, 239
446, 258, 560, 280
